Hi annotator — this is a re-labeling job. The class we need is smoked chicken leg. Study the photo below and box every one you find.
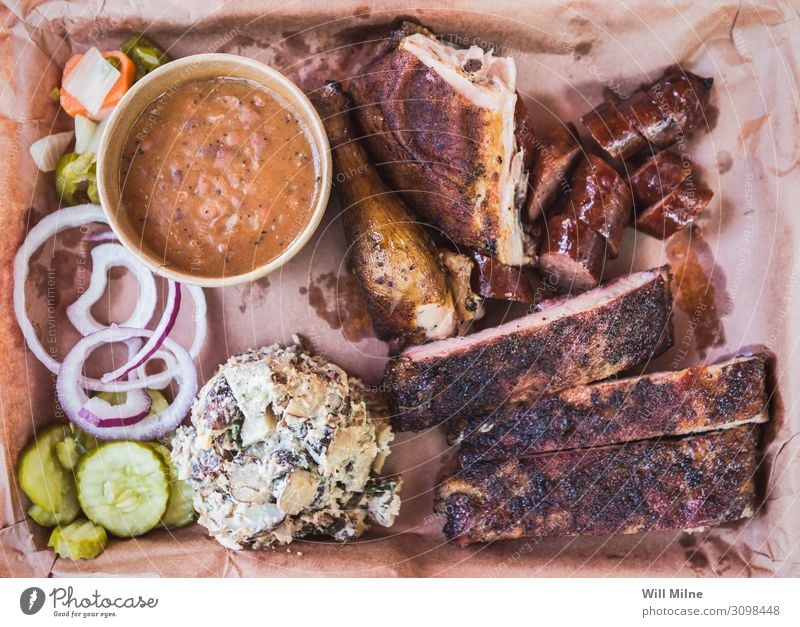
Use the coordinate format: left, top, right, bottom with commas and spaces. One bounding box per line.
315, 82, 462, 347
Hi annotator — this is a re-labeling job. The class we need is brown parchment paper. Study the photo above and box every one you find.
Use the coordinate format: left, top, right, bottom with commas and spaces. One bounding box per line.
1, 0, 799, 577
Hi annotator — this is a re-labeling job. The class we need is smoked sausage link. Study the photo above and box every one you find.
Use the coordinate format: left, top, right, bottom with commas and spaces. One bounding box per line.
629, 150, 691, 206
528, 123, 582, 220
539, 214, 607, 293
635, 179, 714, 239
564, 155, 632, 258
581, 71, 713, 160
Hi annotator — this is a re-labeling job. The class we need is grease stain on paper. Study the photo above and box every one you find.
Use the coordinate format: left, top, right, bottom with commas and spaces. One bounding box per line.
716, 150, 733, 174
238, 276, 271, 314
666, 227, 729, 357
305, 271, 373, 342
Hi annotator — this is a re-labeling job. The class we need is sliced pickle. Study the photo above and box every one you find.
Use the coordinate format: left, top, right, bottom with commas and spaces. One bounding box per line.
97, 389, 169, 415
76, 442, 169, 537
48, 519, 108, 560
149, 443, 196, 529
28, 504, 59, 527
55, 437, 82, 470
17, 425, 80, 525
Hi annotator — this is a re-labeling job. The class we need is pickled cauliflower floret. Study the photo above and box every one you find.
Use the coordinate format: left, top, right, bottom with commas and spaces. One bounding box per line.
171, 342, 401, 549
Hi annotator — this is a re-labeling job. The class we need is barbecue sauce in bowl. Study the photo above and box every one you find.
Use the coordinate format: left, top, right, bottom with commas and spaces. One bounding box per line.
118, 76, 322, 279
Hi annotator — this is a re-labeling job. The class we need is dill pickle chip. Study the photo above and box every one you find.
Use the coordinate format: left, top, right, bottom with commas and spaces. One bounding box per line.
76, 442, 169, 537
149, 443, 196, 529
48, 519, 108, 560
18, 425, 80, 525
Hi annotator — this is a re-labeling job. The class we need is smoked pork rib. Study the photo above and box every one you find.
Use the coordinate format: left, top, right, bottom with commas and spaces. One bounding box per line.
437, 425, 759, 546
451, 355, 768, 464
385, 267, 674, 431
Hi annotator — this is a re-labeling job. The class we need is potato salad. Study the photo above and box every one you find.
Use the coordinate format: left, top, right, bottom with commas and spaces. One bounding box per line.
171, 342, 400, 549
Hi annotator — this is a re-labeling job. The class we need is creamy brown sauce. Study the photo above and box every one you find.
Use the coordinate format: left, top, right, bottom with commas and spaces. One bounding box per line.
120, 77, 320, 277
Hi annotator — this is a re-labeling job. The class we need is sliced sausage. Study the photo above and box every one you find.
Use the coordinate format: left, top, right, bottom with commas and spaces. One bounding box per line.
649, 72, 713, 140
580, 100, 647, 161
565, 155, 632, 258
635, 178, 714, 238
617, 90, 677, 148
629, 150, 691, 207
470, 252, 536, 303
528, 123, 582, 220
581, 71, 713, 160
538, 214, 607, 293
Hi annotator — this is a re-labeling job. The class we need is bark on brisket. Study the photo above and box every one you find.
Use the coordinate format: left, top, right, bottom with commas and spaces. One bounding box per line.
452, 355, 768, 463
437, 425, 759, 545
386, 268, 673, 431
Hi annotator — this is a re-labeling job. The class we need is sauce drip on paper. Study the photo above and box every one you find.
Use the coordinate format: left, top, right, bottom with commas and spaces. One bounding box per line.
666, 227, 727, 356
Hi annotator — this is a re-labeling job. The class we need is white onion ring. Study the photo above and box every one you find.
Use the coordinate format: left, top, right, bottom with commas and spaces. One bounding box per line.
187, 284, 207, 360
66, 242, 158, 336
102, 280, 180, 382
57, 327, 198, 440
87, 230, 118, 242
14, 204, 208, 395
13, 204, 107, 373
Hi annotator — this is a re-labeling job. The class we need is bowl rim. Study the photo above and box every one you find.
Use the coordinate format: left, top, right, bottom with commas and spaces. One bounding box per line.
96, 52, 332, 288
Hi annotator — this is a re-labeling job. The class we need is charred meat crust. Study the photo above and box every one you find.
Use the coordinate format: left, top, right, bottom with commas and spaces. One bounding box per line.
437, 425, 759, 545
528, 122, 582, 220
452, 355, 768, 463
538, 214, 607, 293
581, 71, 712, 160
348, 41, 529, 265
564, 155, 633, 258
349, 47, 495, 251
385, 268, 674, 431
635, 179, 714, 239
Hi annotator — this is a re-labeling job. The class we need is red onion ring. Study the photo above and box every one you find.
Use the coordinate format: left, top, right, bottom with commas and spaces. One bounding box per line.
101, 281, 181, 383
66, 243, 157, 336
77, 338, 151, 427
13, 204, 108, 373
57, 327, 198, 440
